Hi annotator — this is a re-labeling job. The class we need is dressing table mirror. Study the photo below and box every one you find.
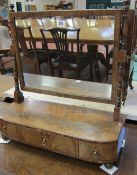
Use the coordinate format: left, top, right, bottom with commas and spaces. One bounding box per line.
10, 10, 136, 116
0, 9, 135, 166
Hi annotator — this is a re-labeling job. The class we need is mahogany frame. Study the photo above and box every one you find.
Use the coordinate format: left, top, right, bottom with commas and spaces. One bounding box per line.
9, 9, 137, 121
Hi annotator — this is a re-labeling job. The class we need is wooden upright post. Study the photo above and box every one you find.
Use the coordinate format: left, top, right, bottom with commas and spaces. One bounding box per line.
114, 51, 126, 121
10, 45, 24, 103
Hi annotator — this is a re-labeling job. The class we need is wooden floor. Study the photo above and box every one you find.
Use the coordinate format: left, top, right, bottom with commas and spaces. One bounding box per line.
0, 123, 136, 175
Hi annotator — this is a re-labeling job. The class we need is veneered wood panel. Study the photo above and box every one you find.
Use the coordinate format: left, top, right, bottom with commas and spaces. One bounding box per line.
18, 126, 42, 146
0, 96, 125, 164
41, 132, 78, 157
79, 140, 117, 163
1, 122, 20, 141
0, 118, 121, 163
0, 120, 78, 158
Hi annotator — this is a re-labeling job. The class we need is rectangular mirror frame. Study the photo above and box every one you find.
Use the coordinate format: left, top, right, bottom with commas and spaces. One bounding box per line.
9, 9, 136, 105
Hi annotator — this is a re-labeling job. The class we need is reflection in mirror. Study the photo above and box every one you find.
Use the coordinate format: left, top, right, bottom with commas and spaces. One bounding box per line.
12, 11, 117, 103
15, 15, 114, 82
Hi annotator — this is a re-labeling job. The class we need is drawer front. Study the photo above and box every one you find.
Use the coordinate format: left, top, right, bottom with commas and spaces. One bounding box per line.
79, 140, 116, 163
0, 119, 20, 140
41, 132, 78, 157
0, 120, 42, 145
0, 120, 78, 158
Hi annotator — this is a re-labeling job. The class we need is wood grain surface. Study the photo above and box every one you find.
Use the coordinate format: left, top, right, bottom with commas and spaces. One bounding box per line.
0, 124, 136, 175
0, 97, 125, 163
0, 98, 122, 142
24, 73, 112, 103
0, 74, 125, 164
15, 18, 114, 44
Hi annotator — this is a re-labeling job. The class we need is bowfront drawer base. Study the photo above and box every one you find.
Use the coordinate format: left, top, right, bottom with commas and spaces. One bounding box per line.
0, 119, 124, 164
0, 120, 78, 158
0, 99, 125, 164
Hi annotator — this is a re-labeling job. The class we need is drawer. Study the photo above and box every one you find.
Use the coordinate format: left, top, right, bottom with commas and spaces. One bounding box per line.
0, 120, 78, 158
79, 140, 117, 163
0, 120, 19, 140
41, 132, 78, 157
0, 120, 42, 145
19, 126, 42, 146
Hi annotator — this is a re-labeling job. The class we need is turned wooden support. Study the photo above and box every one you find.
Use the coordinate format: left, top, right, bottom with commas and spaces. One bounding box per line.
114, 51, 126, 121
11, 45, 24, 103
120, 10, 135, 104
114, 63, 124, 121
122, 56, 130, 105
14, 59, 24, 103
119, 12, 128, 105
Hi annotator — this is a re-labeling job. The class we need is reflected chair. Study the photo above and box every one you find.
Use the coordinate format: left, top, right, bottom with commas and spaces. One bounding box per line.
16, 26, 56, 74
103, 46, 113, 82
40, 27, 91, 79
0, 26, 14, 74
0, 54, 14, 74
101, 46, 113, 81
87, 45, 107, 82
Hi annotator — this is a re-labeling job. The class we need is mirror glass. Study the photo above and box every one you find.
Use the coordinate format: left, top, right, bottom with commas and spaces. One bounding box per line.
12, 11, 116, 103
